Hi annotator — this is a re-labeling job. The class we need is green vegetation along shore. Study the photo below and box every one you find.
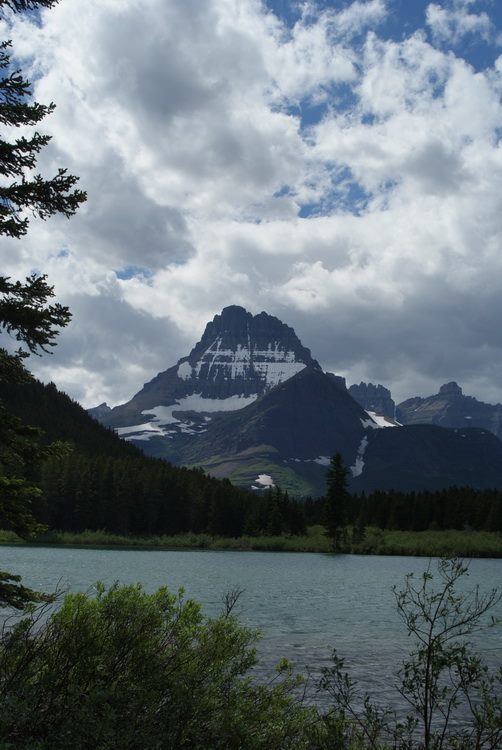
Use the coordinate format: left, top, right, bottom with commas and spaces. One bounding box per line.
2, 526, 502, 557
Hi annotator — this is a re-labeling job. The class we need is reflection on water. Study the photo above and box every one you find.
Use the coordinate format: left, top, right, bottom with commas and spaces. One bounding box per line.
1, 546, 501, 710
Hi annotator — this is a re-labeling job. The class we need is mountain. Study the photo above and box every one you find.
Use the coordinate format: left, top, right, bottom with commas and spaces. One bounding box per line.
87, 402, 112, 420
0, 378, 302, 537
397, 382, 502, 440
92, 307, 502, 496
96, 306, 373, 494
135, 367, 372, 496
100, 305, 320, 436
348, 382, 396, 420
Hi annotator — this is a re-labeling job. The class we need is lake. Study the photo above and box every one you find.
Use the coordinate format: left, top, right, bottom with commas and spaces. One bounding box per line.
1, 546, 501, 710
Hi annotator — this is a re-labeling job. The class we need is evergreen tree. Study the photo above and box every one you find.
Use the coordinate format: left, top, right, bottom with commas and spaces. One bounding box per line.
324, 452, 350, 551
0, 0, 86, 607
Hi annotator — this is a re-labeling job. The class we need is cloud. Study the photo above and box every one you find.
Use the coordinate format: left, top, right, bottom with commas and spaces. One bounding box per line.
1, 0, 502, 408
426, 1, 493, 46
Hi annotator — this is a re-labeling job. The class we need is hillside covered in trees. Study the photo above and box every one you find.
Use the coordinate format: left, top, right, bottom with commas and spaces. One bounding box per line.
0, 379, 306, 537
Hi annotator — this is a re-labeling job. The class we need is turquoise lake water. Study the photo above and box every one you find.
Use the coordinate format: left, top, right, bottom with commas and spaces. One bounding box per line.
2, 546, 501, 709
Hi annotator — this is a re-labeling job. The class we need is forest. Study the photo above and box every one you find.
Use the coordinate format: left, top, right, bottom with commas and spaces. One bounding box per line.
1, 379, 502, 540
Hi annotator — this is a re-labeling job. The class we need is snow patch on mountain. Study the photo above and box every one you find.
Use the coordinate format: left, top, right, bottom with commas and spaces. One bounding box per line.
253, 360, 306, 385
148, 394, 257, 417
313, 456, 330, 466
362, 411, 401, 429
116, 421, 166, 437
116, 393, 257, 441
251, 473, 275, 490
288, 455, 330, 466
351, 436, 369, 477
177, 361, 193, 379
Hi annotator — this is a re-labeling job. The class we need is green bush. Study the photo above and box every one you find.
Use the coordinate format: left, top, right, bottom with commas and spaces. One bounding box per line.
0, 584, 313, 749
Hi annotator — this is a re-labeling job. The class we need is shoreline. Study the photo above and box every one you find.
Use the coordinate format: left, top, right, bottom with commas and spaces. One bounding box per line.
1, 527, 501, 558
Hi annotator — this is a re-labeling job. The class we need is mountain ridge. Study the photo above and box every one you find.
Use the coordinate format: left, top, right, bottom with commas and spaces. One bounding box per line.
397, 381, 502, 440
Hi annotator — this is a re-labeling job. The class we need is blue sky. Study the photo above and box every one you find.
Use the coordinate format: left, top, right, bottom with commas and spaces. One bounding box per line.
2, 0, 502, 408
267, 0, 502, 68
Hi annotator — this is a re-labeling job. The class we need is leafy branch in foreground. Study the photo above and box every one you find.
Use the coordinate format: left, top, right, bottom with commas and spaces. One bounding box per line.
318, 558, 502, 749
0, 570, 53, 609
395, 558, 501, 750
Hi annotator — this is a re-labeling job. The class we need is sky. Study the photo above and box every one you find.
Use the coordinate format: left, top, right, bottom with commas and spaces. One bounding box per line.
2, 0, 502, 408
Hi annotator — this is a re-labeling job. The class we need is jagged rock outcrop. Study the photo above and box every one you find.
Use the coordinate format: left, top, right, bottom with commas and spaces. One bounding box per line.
87, 402, 112, 420
326, 373, 347, 390
348, 382, 395, 419
177, 305, 319, 397
95, 305, 321, 433
397, 382, 502, 440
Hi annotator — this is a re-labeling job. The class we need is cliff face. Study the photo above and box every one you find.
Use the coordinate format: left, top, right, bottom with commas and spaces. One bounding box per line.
348, 382, 396, 419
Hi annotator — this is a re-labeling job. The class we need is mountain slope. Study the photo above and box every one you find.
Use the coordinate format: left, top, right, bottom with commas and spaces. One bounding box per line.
0, 380, 138, 459
350, 424, 502, 493
130, 367, 372, 495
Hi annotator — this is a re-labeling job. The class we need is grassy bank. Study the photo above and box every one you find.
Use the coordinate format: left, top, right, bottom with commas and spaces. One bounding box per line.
0, 526, 331, 552
350, 526, 502, 558
2, 526, 502, 557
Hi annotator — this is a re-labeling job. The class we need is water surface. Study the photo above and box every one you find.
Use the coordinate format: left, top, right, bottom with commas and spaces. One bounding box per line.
2, 546, 501, 707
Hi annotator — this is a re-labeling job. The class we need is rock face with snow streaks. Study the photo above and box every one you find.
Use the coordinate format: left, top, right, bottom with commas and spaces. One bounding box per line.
176, 305, 319, 398
97, 306, 320, 439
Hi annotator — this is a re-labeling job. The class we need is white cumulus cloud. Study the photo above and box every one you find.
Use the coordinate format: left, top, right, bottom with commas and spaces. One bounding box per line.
1, 0, 502, 408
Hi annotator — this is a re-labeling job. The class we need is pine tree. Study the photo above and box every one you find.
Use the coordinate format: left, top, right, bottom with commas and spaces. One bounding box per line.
0, 0, 86, 607
1, 0, 85, 381
324, 452, 350, 551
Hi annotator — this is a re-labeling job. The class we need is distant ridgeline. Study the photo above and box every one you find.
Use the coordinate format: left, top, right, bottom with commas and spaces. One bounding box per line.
396, 381, 502, 439
1, 378, 502, 537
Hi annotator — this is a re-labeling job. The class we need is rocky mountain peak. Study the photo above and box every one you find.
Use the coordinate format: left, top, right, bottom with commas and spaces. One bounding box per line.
348, 381, 396, 419
95, 306, 322, 431
397, 382, 502, 441
178, 306, 320, 395
439, 382, 463, 398
87, 402, 112, 420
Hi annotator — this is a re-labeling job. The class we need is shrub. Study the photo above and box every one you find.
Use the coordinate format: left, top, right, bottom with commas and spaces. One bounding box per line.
0, 584, 312, 749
